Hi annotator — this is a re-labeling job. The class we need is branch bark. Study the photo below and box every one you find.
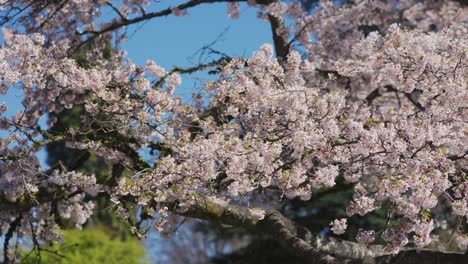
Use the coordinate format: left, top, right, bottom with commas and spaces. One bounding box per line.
267, 13, 290, 65
3, 216, 22, 264
171, 195, 467, 264
365, 85, 425, 111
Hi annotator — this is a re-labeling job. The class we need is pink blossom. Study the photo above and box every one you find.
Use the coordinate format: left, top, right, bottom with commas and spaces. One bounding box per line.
356, 229, 375, 245
330, 218, 347, 235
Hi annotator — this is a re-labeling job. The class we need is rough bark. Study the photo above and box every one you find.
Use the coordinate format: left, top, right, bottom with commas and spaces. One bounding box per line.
176, 195, 467, 264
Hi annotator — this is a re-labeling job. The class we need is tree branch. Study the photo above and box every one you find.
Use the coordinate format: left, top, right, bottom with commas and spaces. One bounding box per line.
3, 215, 22, 264
267, 13, 290, 65
447, 151, 468, 161
365, 85, 425, 111
168, 195, 467, 264
153, 57, 232, 89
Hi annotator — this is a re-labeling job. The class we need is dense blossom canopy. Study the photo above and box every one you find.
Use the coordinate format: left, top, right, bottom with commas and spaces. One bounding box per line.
0, 0, 467, 263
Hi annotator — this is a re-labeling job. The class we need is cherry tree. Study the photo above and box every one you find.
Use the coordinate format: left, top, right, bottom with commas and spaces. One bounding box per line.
0, 0, 467, 263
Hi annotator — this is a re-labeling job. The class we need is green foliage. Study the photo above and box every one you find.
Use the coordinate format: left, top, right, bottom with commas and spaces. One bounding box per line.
21, 227, 147, 264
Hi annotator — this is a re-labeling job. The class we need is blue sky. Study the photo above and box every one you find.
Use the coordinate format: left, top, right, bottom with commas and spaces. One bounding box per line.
123, 2, 272, 65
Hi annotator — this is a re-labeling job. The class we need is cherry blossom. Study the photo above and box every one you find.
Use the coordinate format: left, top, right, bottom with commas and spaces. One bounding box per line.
330, 218, 347, 235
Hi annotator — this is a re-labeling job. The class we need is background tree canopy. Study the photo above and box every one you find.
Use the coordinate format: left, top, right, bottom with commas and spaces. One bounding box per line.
21, 227, 147, 264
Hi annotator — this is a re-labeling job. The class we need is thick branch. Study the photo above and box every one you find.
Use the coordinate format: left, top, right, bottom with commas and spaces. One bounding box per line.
268, 13, 290, 64
448, 151, 468, 161
171, 195, 467, 264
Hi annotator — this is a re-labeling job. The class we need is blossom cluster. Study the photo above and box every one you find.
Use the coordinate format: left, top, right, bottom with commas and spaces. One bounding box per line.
0, 28, 181, 261
120, 21, 466, 249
